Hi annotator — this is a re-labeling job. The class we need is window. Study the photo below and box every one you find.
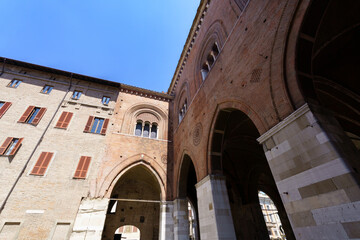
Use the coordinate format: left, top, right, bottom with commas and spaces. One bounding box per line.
201, 42, 220, 81
30, 152, 54, 176
73, 156, 91, 179
135, 121, 143, 136
143, 122, 150, 137
0, 137, 23, 156
18, 106, 46, 125
102, 96, 110, 105
55, 111, 73, 129
179, 99, 187, 123
8, 79, 22, 88
72, 90, 82, 100
41, 85, 53, 94
134, 121, 158, 139
83, 116, 109, 135
0, 101, 12, 118
150, 123, 158, 139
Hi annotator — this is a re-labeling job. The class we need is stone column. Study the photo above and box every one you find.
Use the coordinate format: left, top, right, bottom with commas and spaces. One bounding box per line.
195, 175, 236, 240
173, 198, 189, 240
159, 201, 174, 240
257, 103, 360, 240
69, 198, 109, 240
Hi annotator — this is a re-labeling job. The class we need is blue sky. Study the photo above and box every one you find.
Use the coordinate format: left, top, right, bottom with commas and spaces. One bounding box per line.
0, 0, 199, 92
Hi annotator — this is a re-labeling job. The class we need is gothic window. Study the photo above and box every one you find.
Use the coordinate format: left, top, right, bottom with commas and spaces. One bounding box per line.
201, 42, 220, 81
179, 99, 187, 123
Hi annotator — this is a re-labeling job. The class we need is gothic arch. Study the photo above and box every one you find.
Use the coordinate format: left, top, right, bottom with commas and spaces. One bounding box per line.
194, 20, 228, 88
176, 150, 200, 198
98, 154, 166, 200
206, 100, 266, 174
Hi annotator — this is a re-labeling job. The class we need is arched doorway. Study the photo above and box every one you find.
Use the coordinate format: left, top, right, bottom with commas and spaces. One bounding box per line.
209, 109, 295, 239
177, 154, 200, 240
102, 164, 162, 240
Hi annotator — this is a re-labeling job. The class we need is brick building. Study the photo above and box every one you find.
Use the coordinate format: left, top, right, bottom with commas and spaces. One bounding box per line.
0, 0, 359, 239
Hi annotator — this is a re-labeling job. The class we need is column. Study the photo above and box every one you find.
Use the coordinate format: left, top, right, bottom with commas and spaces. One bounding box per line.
195, 175, 236, 240
173, 198, 189, 240
257, 103, 360, 240
159, 201, 174, 240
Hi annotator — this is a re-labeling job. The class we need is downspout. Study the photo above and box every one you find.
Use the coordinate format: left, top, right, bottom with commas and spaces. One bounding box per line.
0, 73, 73, 214
0, 58, 6, 77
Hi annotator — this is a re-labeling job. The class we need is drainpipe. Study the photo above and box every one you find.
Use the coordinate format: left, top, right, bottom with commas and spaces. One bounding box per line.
0, 58, 6, 77
0, 73, 73, 214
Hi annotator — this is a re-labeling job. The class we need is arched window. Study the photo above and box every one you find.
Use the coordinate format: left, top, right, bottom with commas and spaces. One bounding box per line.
201, 42, 220, 81
143, 122, 150, 138
135, 121, 143, 136
150, 123, 158, 139
179, 99, 188, 123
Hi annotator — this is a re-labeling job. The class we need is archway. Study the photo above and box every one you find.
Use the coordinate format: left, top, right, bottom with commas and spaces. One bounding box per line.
102, 165, 161, 240
177, 154, 200, 240
296, 0, 360, 159
114, 225, 140, 240
209, 109, 295, 239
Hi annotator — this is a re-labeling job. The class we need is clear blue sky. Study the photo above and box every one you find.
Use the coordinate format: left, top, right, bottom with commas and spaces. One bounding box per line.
0, 0, 199, 92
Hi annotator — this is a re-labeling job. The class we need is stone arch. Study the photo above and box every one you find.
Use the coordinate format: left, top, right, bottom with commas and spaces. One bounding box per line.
98, 154, 166, 201
206, 106, 295, 239
101, 163, 163, 240
194, 20, 228, 88
206, 100, 266, 174
120, 103, 168, 140
176, 151, 199, 199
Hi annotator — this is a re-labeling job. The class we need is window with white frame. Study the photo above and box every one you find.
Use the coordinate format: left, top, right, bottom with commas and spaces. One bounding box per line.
179, 99, 187, 123
201, 42, 220, 81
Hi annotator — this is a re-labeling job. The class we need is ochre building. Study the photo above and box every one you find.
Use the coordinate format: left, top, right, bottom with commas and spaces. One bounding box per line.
0, 0, 359, 239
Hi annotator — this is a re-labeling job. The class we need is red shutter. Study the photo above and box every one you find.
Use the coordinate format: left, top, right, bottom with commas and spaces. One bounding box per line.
74, 156, 91, 179
31, 152, 46, 175
74, 156, 85, 178
0, 137, 13, 155
62, 112, 73, 129
18, 106, 34, 123
55, 112, 67, 128
0, 102, 12, 118
100, 118, 109, 135
9, 138, 23, 156
31, 107, 46, 125
84, 116, 94, 132
31, 152, 53, 176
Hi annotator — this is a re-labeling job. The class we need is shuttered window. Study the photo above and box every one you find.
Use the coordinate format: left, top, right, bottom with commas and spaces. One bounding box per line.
30, 152, 54, 176
73, 156, 91, 179
55, 111, 73, 129
18, 106, 46, 125
0, 102, 11, 118
0, 137, 23, 156
83, 116, 109, 135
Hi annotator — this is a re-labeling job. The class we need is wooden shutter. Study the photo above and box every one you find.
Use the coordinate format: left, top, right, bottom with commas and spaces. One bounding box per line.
56, 112, 73, 129
0, 102, 12, 118
31, 107, 46, 125
18, 106, 34, 123
0, 137, 12, 155
9, 138, 23, 156
62, 112, 73, 129
31, 152, 53, 176
100, 118, 109, 135
74, 156, 91, 179
84, 116, 94, 132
